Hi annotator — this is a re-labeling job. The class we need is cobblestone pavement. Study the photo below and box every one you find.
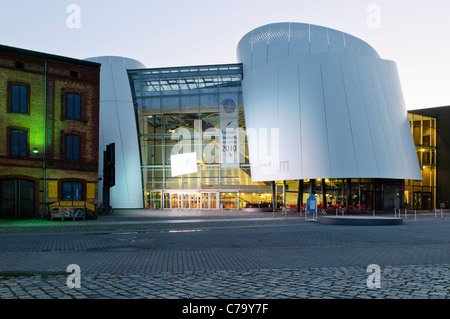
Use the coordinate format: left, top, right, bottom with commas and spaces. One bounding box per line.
0, 210, 449, 300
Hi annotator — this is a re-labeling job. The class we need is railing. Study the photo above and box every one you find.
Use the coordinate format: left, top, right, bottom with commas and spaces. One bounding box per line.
49, 201, 96, 221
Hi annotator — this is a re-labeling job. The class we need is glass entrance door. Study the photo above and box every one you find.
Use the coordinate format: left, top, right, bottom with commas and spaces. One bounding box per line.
162, 191, 218, 209
170, 193, 181, 208
201, 192, 218, 209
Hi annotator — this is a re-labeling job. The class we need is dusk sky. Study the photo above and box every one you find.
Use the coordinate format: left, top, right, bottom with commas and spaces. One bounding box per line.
1, 0, 449, 110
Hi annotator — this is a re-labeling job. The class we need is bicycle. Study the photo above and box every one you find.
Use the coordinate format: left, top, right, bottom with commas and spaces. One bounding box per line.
98, 203, 114, 215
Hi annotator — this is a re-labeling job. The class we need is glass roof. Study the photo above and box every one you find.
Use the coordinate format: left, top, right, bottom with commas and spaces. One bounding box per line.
128, 64, 243, 92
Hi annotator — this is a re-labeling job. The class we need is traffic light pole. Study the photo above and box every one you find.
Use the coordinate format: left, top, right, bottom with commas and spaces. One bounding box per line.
102, 143, 115, 213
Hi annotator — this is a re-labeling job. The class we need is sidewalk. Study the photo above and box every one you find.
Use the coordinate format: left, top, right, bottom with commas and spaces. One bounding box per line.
0, 208, 304, 234
0, 208, 446, 234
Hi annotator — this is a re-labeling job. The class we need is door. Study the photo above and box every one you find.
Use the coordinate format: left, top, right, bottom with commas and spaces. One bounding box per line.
422, 192, 432, 210
149, 191, 161, 209
201, 192, 219, 209
162, 191, 218, 209
0, 179, 35, 219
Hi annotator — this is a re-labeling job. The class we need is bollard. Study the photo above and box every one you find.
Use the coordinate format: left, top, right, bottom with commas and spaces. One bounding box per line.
441, 209, 444, 219
415, 210, 417, 223
394, 208, 397, 218
405, 208, 407, 219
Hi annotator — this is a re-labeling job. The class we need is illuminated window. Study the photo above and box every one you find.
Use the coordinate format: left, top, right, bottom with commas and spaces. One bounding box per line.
10, 129, 27, 157
65, 134, 81, 160
65, 92, 81, 120
10, 84, 29, 114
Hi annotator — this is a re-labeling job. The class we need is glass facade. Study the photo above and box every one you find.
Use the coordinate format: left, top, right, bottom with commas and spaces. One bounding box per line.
128, 64, 272, 209
406, 113, 437, 209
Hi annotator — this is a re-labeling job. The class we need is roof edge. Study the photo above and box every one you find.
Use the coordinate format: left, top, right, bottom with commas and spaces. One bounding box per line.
0, 44, 101, 68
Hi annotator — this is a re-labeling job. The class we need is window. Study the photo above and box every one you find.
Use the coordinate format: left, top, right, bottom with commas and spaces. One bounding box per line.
10, 84, 29, 114
10, 129, 27, 157
65, 134, 81, 160
66, 92, 81, 120
62, 182, 83, 201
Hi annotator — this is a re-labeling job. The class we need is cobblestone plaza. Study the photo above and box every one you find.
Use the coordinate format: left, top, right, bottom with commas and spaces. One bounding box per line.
0, 210, 448, 300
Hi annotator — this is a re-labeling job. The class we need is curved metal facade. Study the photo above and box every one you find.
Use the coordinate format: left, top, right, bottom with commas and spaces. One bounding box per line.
237, 22, 422, 182
85, 56, 145, 208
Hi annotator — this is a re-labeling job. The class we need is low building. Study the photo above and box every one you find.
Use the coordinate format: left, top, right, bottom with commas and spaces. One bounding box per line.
0, 44, 100, 219
408, 106, 450, 209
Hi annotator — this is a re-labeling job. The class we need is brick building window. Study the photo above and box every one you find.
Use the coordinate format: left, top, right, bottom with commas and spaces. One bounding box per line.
10, 84, 29, 114
65, 134, 81, 160
65, 92, 82, 120
62, 181, 83, 201
10, 129, 28, 157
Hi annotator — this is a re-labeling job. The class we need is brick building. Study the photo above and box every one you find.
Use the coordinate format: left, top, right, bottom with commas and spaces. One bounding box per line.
0, 44, 100, 219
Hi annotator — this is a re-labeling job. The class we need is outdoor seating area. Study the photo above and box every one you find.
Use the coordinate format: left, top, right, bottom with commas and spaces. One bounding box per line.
283, 204, 374, 215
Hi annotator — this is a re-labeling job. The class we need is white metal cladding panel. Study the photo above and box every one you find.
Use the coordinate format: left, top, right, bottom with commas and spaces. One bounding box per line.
113, 100, 145, 208
278, 58, 302, 179
84, 56, 145, 208
298, 56, 331, 179
355, 57, 394, 178
328, 28, 346, 54
320, 55, 358, 178
262, 61, 279, 130
339, 55, 379, 177
251, 25, 270, 69
366, 59, 404, 178
379, 62, 415, 178
288, 23, 310, 56
267, 24, 289, 61
109, 57, 135, 102
344, 34, 379, 58
237, 23, 381, 70
243, 67, 263, 179
309, 25, 328, 54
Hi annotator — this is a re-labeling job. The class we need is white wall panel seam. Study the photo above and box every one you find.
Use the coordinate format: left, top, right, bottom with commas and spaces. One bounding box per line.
319, 63, 332, 177
366, 61, 396, 177
339, 60, 360, 177
108, 59, 131, 207
297, 63, 303, 177
354, 59, 381, 177
369, 61, 403, 177
365, 65, 393, 177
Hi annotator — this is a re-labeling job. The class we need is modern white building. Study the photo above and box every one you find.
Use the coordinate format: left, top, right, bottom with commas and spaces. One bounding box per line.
84, 56, 146, 209
237, 22, 421, 182
88, 23, 422, 211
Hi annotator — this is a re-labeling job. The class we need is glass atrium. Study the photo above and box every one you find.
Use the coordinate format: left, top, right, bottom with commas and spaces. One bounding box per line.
128, 64, 273, 210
